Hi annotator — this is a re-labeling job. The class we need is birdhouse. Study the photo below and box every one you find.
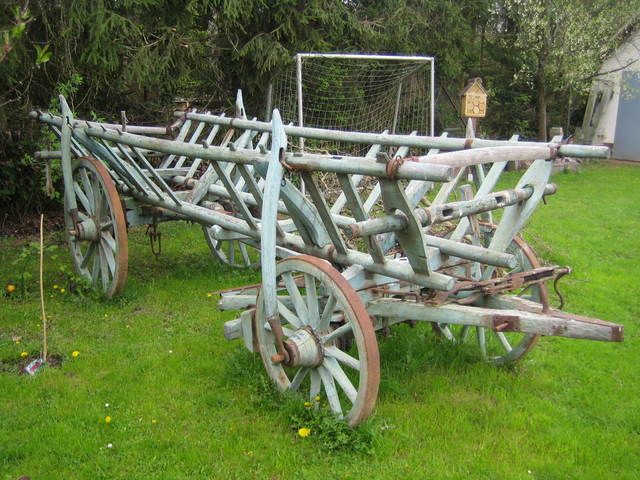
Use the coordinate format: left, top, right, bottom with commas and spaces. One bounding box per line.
461, 78, 487, 118
173, 97, 192, 111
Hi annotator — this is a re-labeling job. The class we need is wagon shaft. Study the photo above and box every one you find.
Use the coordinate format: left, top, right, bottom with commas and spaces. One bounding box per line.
366, 298, 623, 343
31, 89, 624, 426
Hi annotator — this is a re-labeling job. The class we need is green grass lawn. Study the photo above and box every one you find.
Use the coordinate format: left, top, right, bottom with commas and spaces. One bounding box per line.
1, 163, 639, 479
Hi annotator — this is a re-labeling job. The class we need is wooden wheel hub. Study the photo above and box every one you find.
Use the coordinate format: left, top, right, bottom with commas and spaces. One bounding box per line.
74, 218, 100, 241
283, 326, 324, 368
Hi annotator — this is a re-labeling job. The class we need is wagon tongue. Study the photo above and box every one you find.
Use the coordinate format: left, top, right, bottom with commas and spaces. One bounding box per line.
483, 295, 624, 342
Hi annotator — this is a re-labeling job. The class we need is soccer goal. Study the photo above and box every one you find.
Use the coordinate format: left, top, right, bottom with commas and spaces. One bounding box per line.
266, 53, 435, 155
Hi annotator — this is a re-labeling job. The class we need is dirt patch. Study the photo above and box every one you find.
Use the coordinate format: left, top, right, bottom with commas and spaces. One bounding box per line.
0, 353, 63, 375
0, 209, 64, 239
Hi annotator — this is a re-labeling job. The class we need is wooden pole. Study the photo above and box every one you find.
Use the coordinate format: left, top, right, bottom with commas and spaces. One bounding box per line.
39, 214, 47, 363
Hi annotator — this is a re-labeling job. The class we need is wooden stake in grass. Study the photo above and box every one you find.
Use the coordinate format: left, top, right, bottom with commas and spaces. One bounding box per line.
39, 213, 47, 363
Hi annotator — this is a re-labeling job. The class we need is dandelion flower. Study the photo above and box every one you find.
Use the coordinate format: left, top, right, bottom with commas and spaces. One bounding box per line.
304, 401, 312, 408
72, 350, 80, 358
298, 427, 311, 438
15, 340, 21, 344
152, 419, 157, 424
20, 351, 28, 358
6, 284, 16, 294
314, 395, 321, 402
206, 293, 213, 298
60, 288, 66, 293
105, 416, 112, 424
53, 284, 59, 290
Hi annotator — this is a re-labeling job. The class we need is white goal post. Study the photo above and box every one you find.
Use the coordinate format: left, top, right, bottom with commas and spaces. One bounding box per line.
266, 53, 435, 154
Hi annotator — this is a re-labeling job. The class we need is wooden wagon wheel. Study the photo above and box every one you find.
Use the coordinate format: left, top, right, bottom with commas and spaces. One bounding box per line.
434, 230, 549, 364
254, 255, 380, 426
202, 226, 260, 269
64, 157, 128, 298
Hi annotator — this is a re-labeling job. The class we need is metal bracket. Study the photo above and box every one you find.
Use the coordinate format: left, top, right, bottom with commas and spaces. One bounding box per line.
146, 218, 162, 259
492, 314, 521, 332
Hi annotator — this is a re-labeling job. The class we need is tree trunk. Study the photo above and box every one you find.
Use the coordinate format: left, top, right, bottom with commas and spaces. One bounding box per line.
537, 78, 548, 142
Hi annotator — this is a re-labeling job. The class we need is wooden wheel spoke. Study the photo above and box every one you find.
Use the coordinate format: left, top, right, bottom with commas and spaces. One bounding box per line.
289, 367, 309, 392
318, 365, 343, 416
228, 240, 235, 264
324, 346, 360, 371
99, 246, 110, 289
100, 239, 117, 275
101, 232, 117, 253
239, 242, 251, 266
73, 181, 93, 214
304, 273, 320, 328
318, 294, 337, 331
80, 241, 97, 269
79, 169, 95, 211
321, 322, 353, 344
459, 325, 471, 342
324, 357, 357, 404
204, 227, 259, 269
93, 183, 105, 222
495, 331, 513, 352
100, 220, 113, 231
277, 300, 303, 328
91, 251, 101, 287
282, 272, 309, 324
264, 321, 295, 338
477, 327, 487, 359
309, 369, 321, 402
434, 324, 453, 342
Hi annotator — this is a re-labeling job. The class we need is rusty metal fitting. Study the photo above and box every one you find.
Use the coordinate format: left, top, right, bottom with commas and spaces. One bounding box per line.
385, 155, 405, 180
270, 352, 288, 364
492, 314, 521, 332
347, 223, 361, 239
464, 138, 474, 149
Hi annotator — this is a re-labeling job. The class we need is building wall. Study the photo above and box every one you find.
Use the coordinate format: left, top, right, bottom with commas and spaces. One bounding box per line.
581, 31, 640, 147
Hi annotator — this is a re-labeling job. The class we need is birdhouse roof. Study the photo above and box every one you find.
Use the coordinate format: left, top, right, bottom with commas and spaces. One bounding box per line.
461, 78, 487, 96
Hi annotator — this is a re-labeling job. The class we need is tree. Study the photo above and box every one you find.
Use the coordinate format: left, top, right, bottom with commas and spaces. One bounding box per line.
491, 0, 640, 140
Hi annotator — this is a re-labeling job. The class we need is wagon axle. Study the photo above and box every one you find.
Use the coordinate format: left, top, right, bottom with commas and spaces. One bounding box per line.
69, 217, 102, 241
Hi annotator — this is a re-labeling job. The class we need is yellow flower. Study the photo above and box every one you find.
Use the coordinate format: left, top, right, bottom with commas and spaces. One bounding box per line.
206, 293, 213, 298
15, 340, 20, 344
298, 427, 311, 438
60, 288, 66, 293
304, 401, 312, 408
6, 284, 16, 294
105, 416, 112, 424
151, 419, 157, 424
72, 350, 80, 358
53, 284, 59, 290
314, 395, 321, 402
20, 351, 28, 358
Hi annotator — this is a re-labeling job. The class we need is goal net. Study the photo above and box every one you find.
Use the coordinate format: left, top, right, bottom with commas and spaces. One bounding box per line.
267, 53, 434, 156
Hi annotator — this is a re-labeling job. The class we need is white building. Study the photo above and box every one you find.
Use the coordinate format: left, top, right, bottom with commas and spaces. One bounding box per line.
581, 29, 640, 161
